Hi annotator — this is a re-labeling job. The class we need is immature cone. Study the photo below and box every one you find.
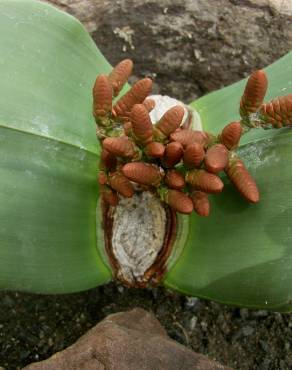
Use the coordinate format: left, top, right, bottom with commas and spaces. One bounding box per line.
183, 143, 205, 168
92, 74, 112, 119
130, 104, 153, 144
122, 162, 163, 187
204, 144, 229, 174
155, 106, 185, 137
170, 129, 208, 147
163, 189, 193, 214
165, 170, 185, 190
220, 121, 242, 150
103, 136, 136, 158
143, 98, 156, 112
186, 169, 224, 193
163, 142, 184, 167
113, 78, 152, 120
98, 171, 108, 186
108, 59, 133, 96
259, 94, 292, 128
100, 185, 119, 206
240, 70, 268, 116
101, 148, 117, 170
225, 158, 259, 203
144, 142, 165, 158
191, 191, 210, 217
109, 172, 134, 198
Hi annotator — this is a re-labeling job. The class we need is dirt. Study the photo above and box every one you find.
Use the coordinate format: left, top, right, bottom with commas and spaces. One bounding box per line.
0, 284, 291, 369
1, 1, 292, 369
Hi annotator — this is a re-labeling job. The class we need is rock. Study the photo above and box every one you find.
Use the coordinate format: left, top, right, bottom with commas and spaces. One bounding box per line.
22, 308, 232, 370
46, 0, 292, 101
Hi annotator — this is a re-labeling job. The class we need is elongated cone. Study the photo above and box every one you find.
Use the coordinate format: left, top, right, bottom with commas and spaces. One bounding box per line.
186, 169, 224, 193
109, 172, 134, 198
103, 137, 136, 158
163, 141, 183, 167
170, 129, 208, 147
190, 191, 210, 217
101, 148, 117, 170
225, 158, 259, 203
220, 121, 242, 150
130, 104, 153, 144
122, 162, 163, 187
259, 94, 292, 128
164, 189, 193, 214
143, 98, 156, 112
108, 59, 133, 96
92, 74, 112, 119
98, 171, 108, 186
183, 143, 205, 168
204, 144, 229, 174
155, 106, 185, 137
240, 70, 268, 116
165, 170, 185, 190
144, 142, 165, 158
113, 78, 152, 120
100, 185, 119, 206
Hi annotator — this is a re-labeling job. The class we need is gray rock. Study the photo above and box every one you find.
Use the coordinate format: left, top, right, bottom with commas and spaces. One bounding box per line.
46, 0, 292, 101
22, 308, 232, 370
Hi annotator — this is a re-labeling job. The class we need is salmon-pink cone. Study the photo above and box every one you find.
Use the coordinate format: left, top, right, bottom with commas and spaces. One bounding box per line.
220, 121, 242, 150
186, 169, 224, 193
130, 104, 153, 144
225, 158, 259, 203
183, 143, 205, 168
259, 94, 292, 128
165, 170, 185, 190
122, 162, 163, 187
103, 137, 136, 158
191, 191, 210, 217
101, 185, 119, 206
92, 74, 112, 118
144, 142, 165, 158
163, 142, 184, 167
113, 78, 152, 120
240, 70, 268, 116
164, 189, 193, 214
155, 106, 184, 136
170, 129, 208, 147
143, 98, 156, 112
98, 171, 108, 186
109, 172, 134, 198
204, 144, 229, 174
108, 59, 133, 96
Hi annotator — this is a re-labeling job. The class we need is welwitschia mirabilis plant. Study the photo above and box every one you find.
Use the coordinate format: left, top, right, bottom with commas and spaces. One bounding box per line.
0, 0, 292, 311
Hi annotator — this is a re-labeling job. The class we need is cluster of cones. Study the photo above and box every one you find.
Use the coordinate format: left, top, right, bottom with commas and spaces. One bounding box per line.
93, 59, 292, 216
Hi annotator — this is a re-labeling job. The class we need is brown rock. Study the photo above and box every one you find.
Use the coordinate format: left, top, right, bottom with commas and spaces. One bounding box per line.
22, 308, 232, 370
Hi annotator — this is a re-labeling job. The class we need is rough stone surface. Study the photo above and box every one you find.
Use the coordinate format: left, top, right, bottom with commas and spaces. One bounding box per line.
22, 308, 231, 370
46, 0, 292, 101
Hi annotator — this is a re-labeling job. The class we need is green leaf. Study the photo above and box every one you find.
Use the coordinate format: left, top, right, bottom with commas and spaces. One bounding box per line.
165, 53, 292, 311
0, 0, 112, 293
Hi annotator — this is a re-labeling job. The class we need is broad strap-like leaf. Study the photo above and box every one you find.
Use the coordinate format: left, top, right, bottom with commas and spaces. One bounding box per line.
0, 0, 112, 293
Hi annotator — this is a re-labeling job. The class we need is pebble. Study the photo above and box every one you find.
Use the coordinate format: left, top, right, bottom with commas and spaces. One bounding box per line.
189, 316, 198, 331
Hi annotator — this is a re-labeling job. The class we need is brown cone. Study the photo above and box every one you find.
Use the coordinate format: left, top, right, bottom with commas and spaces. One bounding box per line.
259, 94, 292, 128
92, 74, 112, 118
163, 142, 184, 167
164, 189, 193, 214
109, 172, 134, 198
108, 59, 133, 97
98, 171, 108, 186
155, 106, 184, 136
100, 185, 119, 206
113, 78, 152, 120
143, 98, 156, 112
225, 158, 259, 203
130, 104, 153, 144
190, 191, 210, 217
186, 169, 224, 193
170, 129, 208, 147
220, 121, 242, 150
144, 142, 165, 158
103, 137, 136, 158
165, 170, 185, 190
183, 143, 205, 168
122, 162, 163, 187
101, 148, 117, 170
240, 70, 268, 116
204, 144, 229, 174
